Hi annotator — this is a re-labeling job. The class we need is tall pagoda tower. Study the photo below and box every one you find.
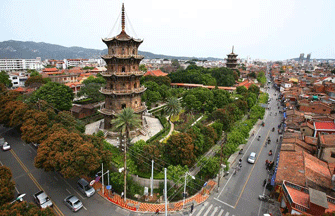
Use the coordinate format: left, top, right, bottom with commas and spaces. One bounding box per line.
226, 46, 238, 69
99, 4, 146, 130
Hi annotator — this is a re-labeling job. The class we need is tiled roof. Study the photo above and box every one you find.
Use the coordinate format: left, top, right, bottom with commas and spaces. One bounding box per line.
319, 134, 335, 147
304, 136, 317, 146
314, 122, 335, 130
144, 69, 168, 77
286, 186, 310, 208
42, 68, 58, 72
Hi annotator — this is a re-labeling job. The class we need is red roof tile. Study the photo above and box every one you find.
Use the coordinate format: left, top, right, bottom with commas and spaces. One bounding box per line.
42, 68, 58, 72
314, 122, 335, 130
144, 69, 168, 77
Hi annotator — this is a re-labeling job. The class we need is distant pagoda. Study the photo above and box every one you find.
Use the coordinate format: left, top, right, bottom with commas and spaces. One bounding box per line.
99, 3, 146, 130
226, 46, 238, 69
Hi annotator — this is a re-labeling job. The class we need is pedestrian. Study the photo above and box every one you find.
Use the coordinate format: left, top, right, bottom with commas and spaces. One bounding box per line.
263, 179, 267, 187
190, 203, 194, 214
155, 209, 160, 214
121, 192, 124, 199
111, 188, 115, 197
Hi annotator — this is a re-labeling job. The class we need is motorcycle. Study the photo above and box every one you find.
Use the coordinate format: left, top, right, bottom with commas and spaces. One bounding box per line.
258, 194, 274, 203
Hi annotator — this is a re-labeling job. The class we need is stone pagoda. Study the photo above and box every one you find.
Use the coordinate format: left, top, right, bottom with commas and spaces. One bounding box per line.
226, 46, 238, 69
99, 4, 147, 130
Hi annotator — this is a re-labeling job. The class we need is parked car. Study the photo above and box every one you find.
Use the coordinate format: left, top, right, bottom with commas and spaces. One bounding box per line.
63, 195, 83, 212
247, 152, 256, 164
33, 191, 53, 208
77, 178, 95, 197
2, 142, 10, 151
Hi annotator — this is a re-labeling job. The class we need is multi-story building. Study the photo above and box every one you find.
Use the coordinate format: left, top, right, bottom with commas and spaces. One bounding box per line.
99, 4, 146, 130
8, 71, 29, 87
0, 57, 43, 71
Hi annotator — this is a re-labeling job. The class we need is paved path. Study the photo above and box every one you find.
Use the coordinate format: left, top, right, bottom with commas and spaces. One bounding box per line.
160, 119, 174, 142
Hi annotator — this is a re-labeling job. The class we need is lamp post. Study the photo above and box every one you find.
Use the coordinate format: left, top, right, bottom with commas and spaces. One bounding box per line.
183, 172, 195, 209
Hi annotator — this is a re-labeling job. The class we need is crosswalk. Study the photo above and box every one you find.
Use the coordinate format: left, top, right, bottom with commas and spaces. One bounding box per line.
192, 202, 235, 216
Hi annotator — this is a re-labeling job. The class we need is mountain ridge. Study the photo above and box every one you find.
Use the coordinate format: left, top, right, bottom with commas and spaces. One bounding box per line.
0, 40, 223, 61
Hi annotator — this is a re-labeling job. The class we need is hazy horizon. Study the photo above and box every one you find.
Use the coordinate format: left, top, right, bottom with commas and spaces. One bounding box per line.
1, 0, 334, 61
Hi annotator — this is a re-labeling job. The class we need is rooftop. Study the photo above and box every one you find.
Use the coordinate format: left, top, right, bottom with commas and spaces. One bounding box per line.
314, 121, 335, 131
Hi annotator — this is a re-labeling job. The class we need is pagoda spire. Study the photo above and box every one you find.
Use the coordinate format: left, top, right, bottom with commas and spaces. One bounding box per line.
121, 3, 125, 32
232, 45, 234, 54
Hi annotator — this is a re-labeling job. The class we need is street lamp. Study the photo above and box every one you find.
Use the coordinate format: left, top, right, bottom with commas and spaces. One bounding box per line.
183, 172, 195, 209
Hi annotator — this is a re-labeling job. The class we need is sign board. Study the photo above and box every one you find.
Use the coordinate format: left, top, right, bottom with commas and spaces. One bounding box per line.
106, 185, 111, 190
90, 180, 95, 186
203, 182, 207, 187
144, 187, 149, 196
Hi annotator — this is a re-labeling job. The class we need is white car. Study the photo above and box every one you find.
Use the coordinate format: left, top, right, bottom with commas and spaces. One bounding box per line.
2, 142, 10, 151
247, 152, 256, 164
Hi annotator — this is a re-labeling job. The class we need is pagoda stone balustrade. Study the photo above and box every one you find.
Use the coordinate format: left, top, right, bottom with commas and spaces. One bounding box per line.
100, 86, 146, 95
101, 71, 144, 77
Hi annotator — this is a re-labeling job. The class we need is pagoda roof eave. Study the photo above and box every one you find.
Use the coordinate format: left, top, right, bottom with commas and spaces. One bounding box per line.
102, 37, 143, 43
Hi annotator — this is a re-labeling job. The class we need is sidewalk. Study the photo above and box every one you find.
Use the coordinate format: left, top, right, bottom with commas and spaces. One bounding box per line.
92, 179, 216, 213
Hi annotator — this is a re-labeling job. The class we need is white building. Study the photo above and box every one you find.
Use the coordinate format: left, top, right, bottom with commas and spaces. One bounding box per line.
8, 71, 29, 88
0, 57, 43, 71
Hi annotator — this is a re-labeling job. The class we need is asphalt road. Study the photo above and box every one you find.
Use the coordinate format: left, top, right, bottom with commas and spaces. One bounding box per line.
0, 127, 129, 216
175, 69, 283, 216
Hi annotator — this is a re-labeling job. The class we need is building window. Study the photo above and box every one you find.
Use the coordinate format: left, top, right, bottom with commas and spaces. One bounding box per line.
323, 109, 326, 111
110, 84, 113, 89
122, 67, 125, 72
134, 83, 137, 88
135, 101, 138, 106
121, 48, 125, 55
111, 49, 115, 55
331, 152, 335, 158
122, 104, 126, 109
302, 129, 305, 131
132, 49, 135, 55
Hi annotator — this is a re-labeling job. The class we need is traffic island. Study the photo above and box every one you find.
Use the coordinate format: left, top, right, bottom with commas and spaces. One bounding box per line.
92, 179, 216, 213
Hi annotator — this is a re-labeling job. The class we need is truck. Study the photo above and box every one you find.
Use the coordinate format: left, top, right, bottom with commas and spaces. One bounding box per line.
33, 191, 53, 208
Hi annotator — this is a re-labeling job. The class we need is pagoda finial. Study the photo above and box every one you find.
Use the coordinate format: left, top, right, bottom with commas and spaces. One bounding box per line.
121, 3, 125, 32
232, 46, 234, 54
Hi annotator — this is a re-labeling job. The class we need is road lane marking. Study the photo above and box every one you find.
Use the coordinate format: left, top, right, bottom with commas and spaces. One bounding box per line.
211, 206, 218, 216
54, 176, 58, 181
0, 160, 3, 166
213, 198, 235, 209
225, 212, 230, 216
66, 189, 71, 194
233, 130, 271, 208
61, 178, 86, 200
203, 204, 213, 216
10, 149, 65, 216
218, 209, 224, 216
196, 202, 208, 216
15, 186, 20, 193
83, 205, 87, 210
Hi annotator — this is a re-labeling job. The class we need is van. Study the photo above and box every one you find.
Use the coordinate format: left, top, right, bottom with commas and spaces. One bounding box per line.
77, 178, 95, 197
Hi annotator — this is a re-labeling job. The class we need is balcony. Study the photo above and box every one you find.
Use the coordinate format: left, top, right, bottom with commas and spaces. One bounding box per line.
101, 71, 145, 77
102, 54, 144, 60
100, 86, 146, 95
98, 103, 147, 116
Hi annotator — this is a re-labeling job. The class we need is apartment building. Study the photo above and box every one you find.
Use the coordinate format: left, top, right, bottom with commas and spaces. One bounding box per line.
0, 57, 43, 71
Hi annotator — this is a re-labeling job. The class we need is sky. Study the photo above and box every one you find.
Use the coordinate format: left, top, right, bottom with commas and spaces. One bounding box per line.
0, 0, 334, 60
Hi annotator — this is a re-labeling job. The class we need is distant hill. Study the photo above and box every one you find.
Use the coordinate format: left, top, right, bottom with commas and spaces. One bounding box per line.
0, 40, 222, 61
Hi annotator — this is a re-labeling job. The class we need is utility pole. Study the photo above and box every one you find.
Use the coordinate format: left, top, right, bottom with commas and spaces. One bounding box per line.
124, 135, 127, 201
151, 160, 154, 196
102, 163, 104, 195
217, 132, 225, 192
164, 168, 167, 216
183, 172, 187, 209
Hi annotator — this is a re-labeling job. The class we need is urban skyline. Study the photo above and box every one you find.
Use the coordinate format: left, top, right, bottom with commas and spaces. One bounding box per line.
0, 0, 334, 60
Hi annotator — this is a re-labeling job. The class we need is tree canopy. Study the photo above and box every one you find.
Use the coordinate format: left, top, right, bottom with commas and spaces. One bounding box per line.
30, 82, 74, 111
0, 71, 12, 88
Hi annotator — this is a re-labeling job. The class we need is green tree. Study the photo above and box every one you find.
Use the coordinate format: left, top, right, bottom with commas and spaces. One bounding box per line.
139, 64, 147, 72
236, 86, 248, 95
332, 69, 335, 74
0, 71, 12, 88
248, 84, 260, 96
198, 157, 220, 180
24, 75, 46, 88
164, 97, 181, 121
77, 83, 104, 102
82, 75, 106, 85
248, 71, 256, 78
30, 82, 74, 111
28, 69, 40, 77
167, 165, 189, 185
